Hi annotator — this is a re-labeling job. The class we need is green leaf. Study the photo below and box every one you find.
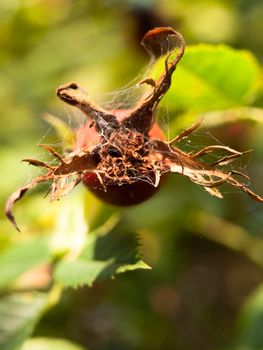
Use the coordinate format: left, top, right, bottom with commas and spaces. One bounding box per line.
167, 106, 263, 138
21, 337, 86, 350
0, 238, 51, 288
163, 44, 261, 112
49, 191, 88, 256
234, 284, 263, 350
54, 230, 151, 288
54, 260, 111, 288
0, 293, 47, 350
83, 191, 120, 233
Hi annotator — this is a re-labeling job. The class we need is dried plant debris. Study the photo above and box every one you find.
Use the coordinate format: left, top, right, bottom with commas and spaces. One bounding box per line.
5, 27, 263, 230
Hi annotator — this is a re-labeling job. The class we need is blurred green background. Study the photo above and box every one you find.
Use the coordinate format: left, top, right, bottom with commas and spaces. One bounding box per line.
0, 0, 263, 350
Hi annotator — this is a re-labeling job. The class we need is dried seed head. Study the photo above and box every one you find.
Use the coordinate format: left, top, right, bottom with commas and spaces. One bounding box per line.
93, 128, 166, 187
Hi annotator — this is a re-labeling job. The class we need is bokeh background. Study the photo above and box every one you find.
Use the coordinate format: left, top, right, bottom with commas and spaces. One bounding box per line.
0, 1, 263, 349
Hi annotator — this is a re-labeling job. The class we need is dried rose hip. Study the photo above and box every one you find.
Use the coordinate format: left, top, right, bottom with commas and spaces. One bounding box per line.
5, 27, 263, 230
77, 113, 167, 206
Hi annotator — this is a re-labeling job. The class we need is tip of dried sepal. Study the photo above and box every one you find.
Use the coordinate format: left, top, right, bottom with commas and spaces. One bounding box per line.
4, 143, 97, 231
5, 181, 40, 232
5, 195, 21, 232
161, 123, 263, 204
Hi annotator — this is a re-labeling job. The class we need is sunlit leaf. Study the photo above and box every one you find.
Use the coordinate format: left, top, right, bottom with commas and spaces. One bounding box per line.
54, 229, 151, 288
202, 107, 263, 126
83, 191, 120, 233
0, 238, 51, 288
0, 293, 47, 350
49, 191, 88, 257
21, 337, 86, 350
167, 106, 263, 138
162, 44, 261, 112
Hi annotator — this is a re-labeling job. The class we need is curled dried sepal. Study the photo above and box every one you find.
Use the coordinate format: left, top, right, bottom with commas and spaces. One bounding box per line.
123, 27, 185, 133
56, 83, 119, 134
155, 136, 263, 203
5, 145, 98, 231
5, 179, 43, 232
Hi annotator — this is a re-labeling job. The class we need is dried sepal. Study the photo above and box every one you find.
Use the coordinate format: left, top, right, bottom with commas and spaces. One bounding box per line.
5, 177, 47, 232
56, 83, 119, 133
168, 119, 203, 144
5, 145, 98, 230
154, 135, 263, 203
123, 27, 185, 133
